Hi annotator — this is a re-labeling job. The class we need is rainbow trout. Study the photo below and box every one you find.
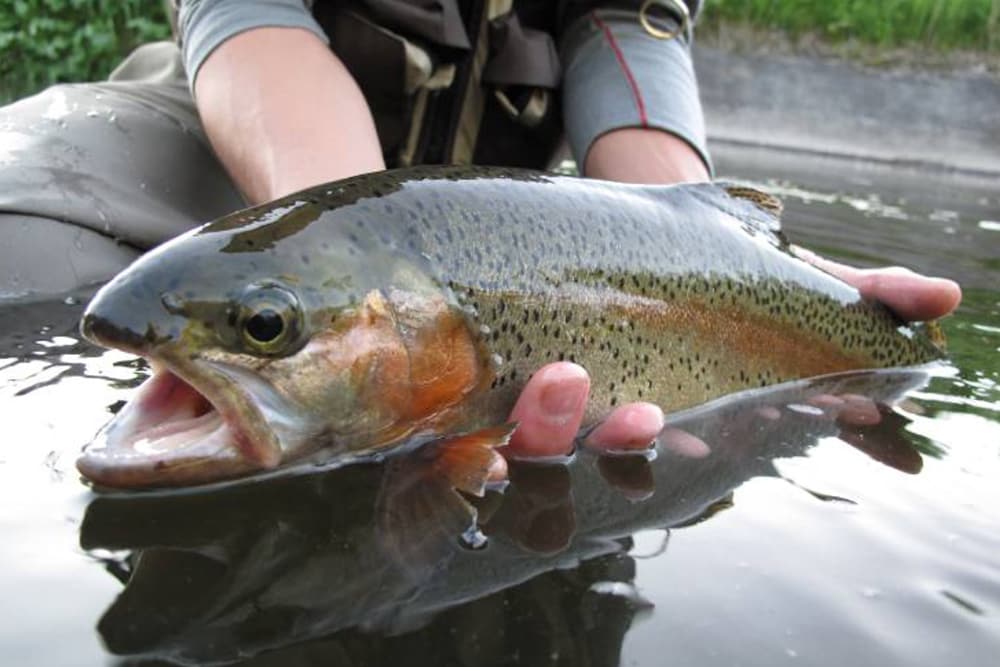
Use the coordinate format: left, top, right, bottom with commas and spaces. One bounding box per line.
78, 167, 943, 487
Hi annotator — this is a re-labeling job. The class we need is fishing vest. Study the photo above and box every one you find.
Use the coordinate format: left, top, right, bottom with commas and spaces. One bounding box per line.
311, 0, 701, 169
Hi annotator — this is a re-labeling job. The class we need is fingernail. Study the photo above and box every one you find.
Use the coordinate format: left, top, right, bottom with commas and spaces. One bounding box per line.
624, 403, 664, 432
584, 403, 664, 450
539, 366, 589, 424
487, 453, 508, 483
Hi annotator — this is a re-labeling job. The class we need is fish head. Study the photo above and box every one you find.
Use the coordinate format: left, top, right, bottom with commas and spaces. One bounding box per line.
78, 200, 489, 488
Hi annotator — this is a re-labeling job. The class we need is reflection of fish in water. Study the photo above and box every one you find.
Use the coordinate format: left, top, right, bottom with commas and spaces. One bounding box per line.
81, 370, 932, 665
77, 167, 944, 488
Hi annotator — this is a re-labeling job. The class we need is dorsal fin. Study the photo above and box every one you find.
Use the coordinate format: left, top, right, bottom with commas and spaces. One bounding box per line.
706, 182, 789, 249
722, 184, 784, 220
639, 180, 789, 250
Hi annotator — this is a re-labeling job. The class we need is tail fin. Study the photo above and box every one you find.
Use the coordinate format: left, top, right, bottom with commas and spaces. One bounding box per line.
914, 319, 947, 354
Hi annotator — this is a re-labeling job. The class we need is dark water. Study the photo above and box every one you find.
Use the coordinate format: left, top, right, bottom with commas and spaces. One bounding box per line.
1, 155, 998, 666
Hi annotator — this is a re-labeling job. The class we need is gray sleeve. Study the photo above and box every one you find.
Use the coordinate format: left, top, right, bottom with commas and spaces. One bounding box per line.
178, 0, 330, 87
559, 8, 713, 175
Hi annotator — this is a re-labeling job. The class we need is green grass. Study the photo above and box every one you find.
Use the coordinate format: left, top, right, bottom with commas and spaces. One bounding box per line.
2, 0, 997, 105
0, 0, 172, 104
701, 0, 1000, 52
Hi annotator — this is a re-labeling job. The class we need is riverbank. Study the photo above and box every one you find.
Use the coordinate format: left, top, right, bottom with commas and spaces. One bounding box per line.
693, 25, 1000, 177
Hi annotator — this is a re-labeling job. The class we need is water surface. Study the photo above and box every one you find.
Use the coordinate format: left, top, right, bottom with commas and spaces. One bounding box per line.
1, 156, 998, 666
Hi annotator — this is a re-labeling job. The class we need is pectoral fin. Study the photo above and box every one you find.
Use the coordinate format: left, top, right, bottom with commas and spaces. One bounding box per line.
375, 424, 517, 575
426, 423, 516, 496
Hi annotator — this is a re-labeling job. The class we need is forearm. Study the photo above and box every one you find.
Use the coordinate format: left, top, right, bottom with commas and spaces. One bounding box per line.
584, 127, 709, 184
561, 7, 711, 186
193, 27, 384, 204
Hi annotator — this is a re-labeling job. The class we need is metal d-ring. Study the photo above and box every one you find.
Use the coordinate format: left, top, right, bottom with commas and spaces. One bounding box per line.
638, 0, 691, 41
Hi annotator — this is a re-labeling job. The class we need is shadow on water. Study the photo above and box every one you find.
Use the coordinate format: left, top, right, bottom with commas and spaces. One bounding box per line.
82, 369, 932, 666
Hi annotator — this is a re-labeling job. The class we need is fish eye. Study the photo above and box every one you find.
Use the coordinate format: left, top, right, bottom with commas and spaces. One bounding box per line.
237, 285, 303, 355
245, 308, 284, 343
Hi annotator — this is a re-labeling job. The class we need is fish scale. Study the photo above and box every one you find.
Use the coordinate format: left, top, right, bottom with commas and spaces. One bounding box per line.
343, 169, 942, 419
231, 166, 941, 418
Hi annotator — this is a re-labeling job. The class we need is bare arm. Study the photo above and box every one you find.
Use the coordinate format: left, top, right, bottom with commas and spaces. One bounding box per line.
584, 127, 709, 184
193, 27, 385, 204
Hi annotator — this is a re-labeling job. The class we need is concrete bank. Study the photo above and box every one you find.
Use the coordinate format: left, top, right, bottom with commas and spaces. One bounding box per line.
693, 45, 1000, 178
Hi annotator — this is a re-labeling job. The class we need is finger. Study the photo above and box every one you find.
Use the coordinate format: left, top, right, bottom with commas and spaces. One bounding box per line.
754, 406, 782, 421
803, 393, 846, 421
597, 456, 656, 500
506, 362, 590, 458
659, 425, 711, 458
807, 393, 846, 410
498, 465, 575, 554
837, 394, 883, 426
791, 245, 962, 321
486, 451, 508, 483
583, 402, 664, 452
852, 268, 961, 322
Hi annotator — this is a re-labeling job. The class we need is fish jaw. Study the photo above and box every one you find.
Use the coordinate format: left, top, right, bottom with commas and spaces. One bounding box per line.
77, 350, 317, 488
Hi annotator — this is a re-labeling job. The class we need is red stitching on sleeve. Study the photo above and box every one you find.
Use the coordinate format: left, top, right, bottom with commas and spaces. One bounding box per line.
591, 12, 648, 126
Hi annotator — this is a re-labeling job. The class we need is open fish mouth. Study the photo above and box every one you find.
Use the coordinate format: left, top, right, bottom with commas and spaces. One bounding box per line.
78, 355, 294, 489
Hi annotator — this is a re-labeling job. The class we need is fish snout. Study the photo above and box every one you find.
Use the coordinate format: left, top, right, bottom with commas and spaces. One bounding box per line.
80, 281, 181, 354
79, 310, 150, 352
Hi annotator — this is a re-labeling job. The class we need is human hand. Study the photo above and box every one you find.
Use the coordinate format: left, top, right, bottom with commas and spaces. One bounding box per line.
503, 257, 961, 461
790, 246, 962, 322
503, 362, 664, 459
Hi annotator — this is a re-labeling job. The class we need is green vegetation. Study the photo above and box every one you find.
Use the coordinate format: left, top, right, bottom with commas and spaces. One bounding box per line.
2, 0, 997, 104
701, 0, 1000, 52
0, 0, 171, 103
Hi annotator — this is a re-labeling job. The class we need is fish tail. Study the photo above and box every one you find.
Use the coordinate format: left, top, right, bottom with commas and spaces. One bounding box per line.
914, 319, 947, 354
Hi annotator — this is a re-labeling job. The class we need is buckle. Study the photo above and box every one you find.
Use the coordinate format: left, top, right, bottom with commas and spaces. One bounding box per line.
638, 0, 691, 41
